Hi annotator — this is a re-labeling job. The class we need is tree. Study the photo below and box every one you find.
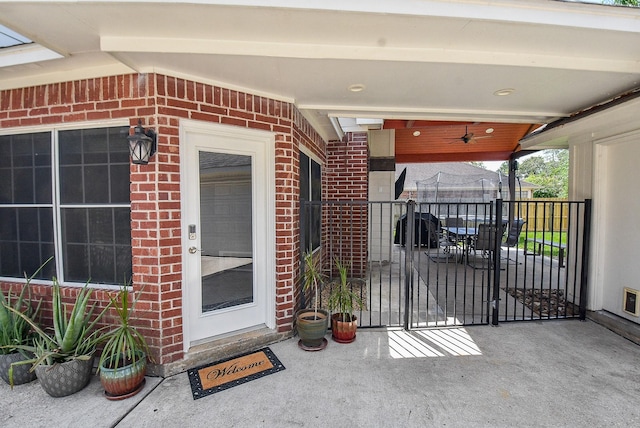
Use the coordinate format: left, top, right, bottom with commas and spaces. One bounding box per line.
518, 150, 568, 198
496, 157, 546, 177
467, 161, 486, 169
604, 0, 639, 6
497, 150, 568, 198
498, 161, 509, 175
518, 156, 547, 177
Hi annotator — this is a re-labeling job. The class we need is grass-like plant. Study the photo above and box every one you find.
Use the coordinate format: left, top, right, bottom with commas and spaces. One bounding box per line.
302, 251, 326, 319
98, 283, 151, 371
327, 258, 364, 322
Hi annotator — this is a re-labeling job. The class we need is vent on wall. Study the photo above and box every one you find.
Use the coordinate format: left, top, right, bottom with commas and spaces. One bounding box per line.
623, 288, 639, 317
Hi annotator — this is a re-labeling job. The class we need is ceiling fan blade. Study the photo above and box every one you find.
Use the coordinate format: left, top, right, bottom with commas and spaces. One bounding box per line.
466, 134, 493, 144
446, 125, 492, 144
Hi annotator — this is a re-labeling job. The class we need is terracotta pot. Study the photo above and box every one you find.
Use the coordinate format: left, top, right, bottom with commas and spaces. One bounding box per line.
331, 313, 358, 343
34, 357, 94, 397
0, 352, 37, 386
99, 353, 147, 400
296, 309, 329, 350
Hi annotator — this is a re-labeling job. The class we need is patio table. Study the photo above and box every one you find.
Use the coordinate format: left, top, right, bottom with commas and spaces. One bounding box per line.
442, 226, 477, 263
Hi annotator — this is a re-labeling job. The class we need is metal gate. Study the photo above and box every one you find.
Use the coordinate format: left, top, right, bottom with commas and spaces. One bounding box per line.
300, 199, 590, 330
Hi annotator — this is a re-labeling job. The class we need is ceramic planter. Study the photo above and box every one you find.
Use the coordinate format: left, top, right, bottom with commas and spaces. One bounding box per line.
34, 357, 94, 397
99, 353, 147, 400
0, 352, 36, 385
331, 313, 358, 343
296, 308, 329, 350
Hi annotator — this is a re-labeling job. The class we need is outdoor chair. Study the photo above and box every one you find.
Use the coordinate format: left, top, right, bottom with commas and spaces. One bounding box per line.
442, 217, 464, 248
427, 217, 463, 262
469, 223, 497, 269
501, 219, 526, 264
444, 217, 464, 227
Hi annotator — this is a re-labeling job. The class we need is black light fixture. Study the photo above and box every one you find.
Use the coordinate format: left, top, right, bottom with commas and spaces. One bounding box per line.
127, 119, 157, 165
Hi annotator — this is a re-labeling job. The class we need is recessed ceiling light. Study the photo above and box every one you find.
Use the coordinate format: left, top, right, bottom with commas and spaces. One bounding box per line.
485, 128, 494, 134
494, 88, 515, 96
413, 130, 421, 137
348, 83, 366, 93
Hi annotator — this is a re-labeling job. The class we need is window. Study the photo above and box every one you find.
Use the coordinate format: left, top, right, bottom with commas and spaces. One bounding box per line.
0, 126, 132, 285
300, 151, 321, 251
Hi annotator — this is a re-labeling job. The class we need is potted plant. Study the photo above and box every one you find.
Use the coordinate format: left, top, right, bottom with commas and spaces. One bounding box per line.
327, 259, 364, 343
295, 251, 329, 351
97, 282, 151, 400
5, 278, 109, 396
0, 266, 44, 386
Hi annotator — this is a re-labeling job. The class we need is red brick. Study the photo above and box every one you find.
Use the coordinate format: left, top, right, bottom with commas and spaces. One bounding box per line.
221, 116, 246, 127
0, 72, 331, 365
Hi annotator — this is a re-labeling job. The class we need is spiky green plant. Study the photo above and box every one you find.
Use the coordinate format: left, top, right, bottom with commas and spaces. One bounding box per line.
4, 278, 110, 371
327, 258, 364, 322
0, 284, 42, 356
97, 282, 152, 371
0, 284, 42, 354
302, 251, 326, 319
0, 258, 49, 355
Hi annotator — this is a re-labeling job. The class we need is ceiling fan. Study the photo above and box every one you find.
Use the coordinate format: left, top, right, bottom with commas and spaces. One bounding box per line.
449, 125, 493, 144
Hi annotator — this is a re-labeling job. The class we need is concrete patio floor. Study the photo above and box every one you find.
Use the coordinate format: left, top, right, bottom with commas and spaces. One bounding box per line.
2, 319, 639, 427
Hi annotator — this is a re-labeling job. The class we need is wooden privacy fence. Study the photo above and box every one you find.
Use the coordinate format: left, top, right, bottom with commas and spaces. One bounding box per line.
514, 198, 569, 232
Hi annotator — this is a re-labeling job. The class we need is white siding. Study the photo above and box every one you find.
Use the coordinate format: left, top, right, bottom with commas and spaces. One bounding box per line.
595, 131, 640, 321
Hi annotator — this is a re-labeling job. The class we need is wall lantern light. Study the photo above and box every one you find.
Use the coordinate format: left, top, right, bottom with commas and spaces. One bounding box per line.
127, 119, 157, 165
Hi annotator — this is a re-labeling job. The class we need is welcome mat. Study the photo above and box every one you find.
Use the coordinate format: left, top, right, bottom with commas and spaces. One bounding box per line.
187, 347, 285, 400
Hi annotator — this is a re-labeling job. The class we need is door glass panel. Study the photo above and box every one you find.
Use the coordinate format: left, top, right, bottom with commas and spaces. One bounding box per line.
199, 151, 253, 313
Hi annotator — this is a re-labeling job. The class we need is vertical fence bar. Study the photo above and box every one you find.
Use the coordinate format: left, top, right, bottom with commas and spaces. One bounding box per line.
530, 201, 539, 320
306, 197, 587, 329
542, 201, 549, 320
404, 200, 415, 330
571, 202, 581, 318
492, 199, 503, 325
579, 199, 592, 320
557, 201, 567, 318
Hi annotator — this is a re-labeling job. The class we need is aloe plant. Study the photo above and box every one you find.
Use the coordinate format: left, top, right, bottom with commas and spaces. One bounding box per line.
0, 284, 42, 356
0, 258, 49, 355
98, 282, 151, 371
0, 284, 42, 354
5, 278, 110, 370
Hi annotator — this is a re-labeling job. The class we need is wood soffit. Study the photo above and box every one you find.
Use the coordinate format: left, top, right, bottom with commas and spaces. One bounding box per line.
385, 120, 538, 163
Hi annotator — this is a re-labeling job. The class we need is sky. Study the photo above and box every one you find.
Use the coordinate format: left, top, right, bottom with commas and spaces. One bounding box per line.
483, 161, 505, 172
483, 152, 541, 172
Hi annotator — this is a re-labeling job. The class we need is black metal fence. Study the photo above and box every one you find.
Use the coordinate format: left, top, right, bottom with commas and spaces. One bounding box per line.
300, 199, 591, 330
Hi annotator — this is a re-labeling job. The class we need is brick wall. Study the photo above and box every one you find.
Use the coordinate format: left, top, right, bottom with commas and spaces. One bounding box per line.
0, 73, 326, 365
324, 132, 368, 201
324, 132, 369, 276
291, 110, 329, 314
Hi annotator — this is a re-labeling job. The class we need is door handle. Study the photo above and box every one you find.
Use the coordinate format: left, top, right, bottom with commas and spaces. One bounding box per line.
188, 246, 201, 254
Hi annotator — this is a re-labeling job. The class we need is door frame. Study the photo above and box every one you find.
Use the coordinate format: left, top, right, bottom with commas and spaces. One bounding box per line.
179, 119, 276, 351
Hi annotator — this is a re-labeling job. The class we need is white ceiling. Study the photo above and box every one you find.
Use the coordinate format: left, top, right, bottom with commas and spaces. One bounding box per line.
0, 0, 639, 142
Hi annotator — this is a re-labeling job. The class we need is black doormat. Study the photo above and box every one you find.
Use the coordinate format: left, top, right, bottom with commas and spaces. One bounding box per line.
187, 347, 285, 400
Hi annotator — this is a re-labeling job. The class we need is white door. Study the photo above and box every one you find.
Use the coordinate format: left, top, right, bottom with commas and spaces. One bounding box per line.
181, 121, 275, 349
